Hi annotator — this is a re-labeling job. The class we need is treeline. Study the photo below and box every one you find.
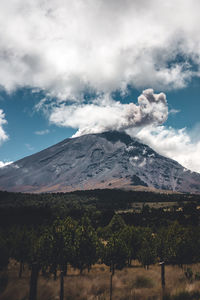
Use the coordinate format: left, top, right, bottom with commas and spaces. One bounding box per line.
1, 189, 199, 210
0, 200, 200, 229
121, 201, 200, 228
1, 214, 200, 300
0, 189, 200, 229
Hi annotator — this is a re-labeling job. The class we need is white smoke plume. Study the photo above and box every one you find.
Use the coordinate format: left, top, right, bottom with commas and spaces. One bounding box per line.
49, 89, 168, 136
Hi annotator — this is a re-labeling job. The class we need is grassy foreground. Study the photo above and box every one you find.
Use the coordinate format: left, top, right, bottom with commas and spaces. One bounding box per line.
1, 261, 200, 300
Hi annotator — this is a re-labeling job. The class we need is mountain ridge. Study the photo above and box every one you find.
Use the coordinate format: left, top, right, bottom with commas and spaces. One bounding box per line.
0, 131, 200, 193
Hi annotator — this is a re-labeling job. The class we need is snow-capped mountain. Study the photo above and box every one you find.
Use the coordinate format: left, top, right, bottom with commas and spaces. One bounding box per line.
0, 131, 199, 193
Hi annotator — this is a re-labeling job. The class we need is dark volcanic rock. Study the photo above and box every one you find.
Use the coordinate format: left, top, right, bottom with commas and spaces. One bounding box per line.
0, 131, 200, 193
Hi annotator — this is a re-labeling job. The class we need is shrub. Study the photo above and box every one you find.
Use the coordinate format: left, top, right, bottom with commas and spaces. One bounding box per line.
184, 268, 193, 282
163, 291, 200, 300
132, 275, 154, 288
195, 272, 200, 280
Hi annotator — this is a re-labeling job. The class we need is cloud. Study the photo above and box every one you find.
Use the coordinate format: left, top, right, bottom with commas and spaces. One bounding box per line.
0, 109, 8, 145
0, 0, 200, 100
34, 129, 50, 135
126, 125, 200, 173
0, 161, 12, 168
169, 108, 180, 115
48, 86, 200, 173
49, 89, 168, 136
0, 1, 200, 174
25, 143, 34, 151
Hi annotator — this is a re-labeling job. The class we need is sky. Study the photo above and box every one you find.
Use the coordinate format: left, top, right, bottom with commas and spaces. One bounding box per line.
0, 0, 200, 172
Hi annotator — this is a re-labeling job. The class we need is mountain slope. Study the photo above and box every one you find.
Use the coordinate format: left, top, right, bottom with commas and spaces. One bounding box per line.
0, 131, 200, 193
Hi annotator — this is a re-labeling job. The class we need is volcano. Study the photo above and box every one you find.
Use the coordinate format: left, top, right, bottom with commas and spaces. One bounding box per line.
0, 131, 200, 193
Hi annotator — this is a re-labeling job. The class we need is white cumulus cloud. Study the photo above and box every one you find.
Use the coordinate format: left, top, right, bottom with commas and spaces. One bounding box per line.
127, 125, 200, 173
34, 129, 50, 135
0, 0, 200, 174
0, 0, 200, 99
0, 109, 8, 145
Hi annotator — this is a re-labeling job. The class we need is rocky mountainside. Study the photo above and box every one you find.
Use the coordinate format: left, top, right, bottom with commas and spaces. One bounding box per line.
0, 131, 200, 193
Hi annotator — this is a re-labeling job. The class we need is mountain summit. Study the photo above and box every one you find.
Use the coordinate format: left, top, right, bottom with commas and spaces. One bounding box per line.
0, 131, 200, 193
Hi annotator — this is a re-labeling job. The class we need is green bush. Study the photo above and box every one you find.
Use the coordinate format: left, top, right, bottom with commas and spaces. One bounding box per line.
184, 268, 193, 281
163, 291, 200, 300
195, 272, 200, 280
132, 275, 154, 288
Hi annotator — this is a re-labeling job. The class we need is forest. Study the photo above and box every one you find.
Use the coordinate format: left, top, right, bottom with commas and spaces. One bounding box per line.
0, 189, 200, 300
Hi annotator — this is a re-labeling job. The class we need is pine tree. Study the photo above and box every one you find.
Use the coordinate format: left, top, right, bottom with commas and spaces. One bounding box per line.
72, 216, 101, 274
102, 233, 129, 300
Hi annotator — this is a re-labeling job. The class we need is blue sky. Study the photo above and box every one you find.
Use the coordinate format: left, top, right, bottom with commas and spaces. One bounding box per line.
0, 88, 76, 162
0, 1, 200, 172
0, 82, 199, 164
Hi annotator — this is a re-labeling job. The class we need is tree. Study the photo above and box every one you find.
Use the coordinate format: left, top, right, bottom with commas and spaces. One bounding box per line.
158, 222, 198, 267
40, 217, 76, 300
7, 226, 42, 300
108, 214, 126, 233
119, 225, 146, 266
137, 228, 157, 269
0, 232, 9, 271
72, 216, 101, 274
98, 214, 126, 239
27, 228, 42, 300
8, 226, 31, 278
102, 233, 129, 300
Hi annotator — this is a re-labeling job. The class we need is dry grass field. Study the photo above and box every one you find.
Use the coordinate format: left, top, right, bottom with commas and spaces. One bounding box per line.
1, 261, 200, 300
